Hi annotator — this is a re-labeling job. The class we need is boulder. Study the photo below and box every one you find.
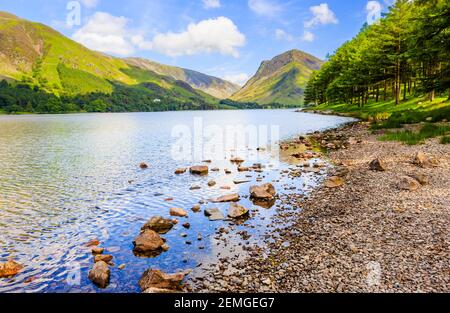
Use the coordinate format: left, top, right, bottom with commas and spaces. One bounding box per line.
228, 203, 249, 218
211, 193, 240, 203
369, 158, 387, 171
94, 254, 113, 264
133, 229, 165, 254
189, 166, 209, 175
398, 176, 421, 191
91, 247, 104, 255
409, 174, 429, 186
208, 181, 216, 187
250, 183, 276, 200
204, 208, 225, 221
324, 176, 344, 188
170, 208, 188, 217
191, 204, 201, 213
88, 261, 110, 288
138, 269, 186, 291
174, 168, 187, 175
413, 151, 427, 167
0, 260, 23, 278
141, 216, 174, 234
413, 151, 439, 168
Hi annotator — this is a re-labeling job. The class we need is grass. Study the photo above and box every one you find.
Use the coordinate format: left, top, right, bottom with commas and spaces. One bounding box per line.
379, 123, 450, 145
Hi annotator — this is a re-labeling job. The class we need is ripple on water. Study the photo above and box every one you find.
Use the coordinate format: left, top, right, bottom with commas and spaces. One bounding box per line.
0, 110, 355, 292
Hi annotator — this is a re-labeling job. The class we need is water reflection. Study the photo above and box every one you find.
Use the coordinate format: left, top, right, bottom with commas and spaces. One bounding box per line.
0, 110, 355, 293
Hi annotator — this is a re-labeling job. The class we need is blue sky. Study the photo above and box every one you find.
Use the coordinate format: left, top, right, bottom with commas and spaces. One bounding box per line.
0, 0, 394, 85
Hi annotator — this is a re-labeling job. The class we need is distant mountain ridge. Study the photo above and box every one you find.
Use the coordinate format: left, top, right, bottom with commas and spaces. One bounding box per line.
0, 11, 236, 102
125, 58, 240, 99
231, 49, 323, 105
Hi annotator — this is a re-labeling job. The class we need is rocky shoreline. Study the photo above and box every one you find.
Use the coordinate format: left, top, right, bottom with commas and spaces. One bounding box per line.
188, 122, 450, 293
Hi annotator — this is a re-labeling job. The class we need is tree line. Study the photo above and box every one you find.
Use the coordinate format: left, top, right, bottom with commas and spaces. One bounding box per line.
304, 0, 450, 107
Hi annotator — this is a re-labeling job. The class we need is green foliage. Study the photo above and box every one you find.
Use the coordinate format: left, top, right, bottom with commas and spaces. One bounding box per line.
440, 136, 450, 144
57, 64, 113, 95
305, 0, 450, 109
379, 123, 450, 145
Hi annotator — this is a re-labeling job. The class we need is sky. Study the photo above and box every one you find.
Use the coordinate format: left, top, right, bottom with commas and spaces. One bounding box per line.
0, 0, 395, 86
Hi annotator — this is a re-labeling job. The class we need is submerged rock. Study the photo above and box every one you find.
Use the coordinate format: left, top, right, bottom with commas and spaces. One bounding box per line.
191, 204, 201, 213
133, 229, 165, 254
139, 269, 186, 292
228, 203, 249, 218
170, 208, 188, 217
204, 208, 225, 221
250, 183, 276, 200
141, 216, 175, 234
189, 166, 209, 175
85, 239, 100, 247
0, 260, 23, 278
88, 261, 110, 288
140, 162, 149, 169
211, 193, 240, 203
208, 180, 216, 187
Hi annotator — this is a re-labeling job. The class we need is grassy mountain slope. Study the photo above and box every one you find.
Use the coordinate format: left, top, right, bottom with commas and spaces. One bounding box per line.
125, 57, 240, 99
231, 49, 323, 105
0, 11, 219, 107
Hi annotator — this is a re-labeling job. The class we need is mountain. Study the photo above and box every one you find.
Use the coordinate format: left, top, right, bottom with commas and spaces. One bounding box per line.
231, 49, 323, 105
0, 11, 239, 113
125, 58, 240, 99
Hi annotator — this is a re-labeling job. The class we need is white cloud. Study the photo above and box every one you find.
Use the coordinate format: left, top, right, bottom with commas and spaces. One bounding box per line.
224, 73, 250, 86
72, 13, 245, 58
202, 0, 221, 9
80, 0, 100, 8
304, 3, 338, 28
302, 30, 315, 42
72, 12, 135, 56
275, 29, 294, 42
150, 17, 246, 58
248, 0, 282, 17
366, 1, 382, 25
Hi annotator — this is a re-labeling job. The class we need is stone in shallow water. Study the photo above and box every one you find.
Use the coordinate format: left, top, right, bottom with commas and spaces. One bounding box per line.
211, 193, 240, 203
249, 183, 276, 200
170, 208, 188, 217
139, 269, 186, 291
189, 166, 209, 175
228, 203, 249, 218
0, 260, 23, 278
141, 216, 175, 234
133, 229, 165, 254
94, 254, 113, 264
88, 261, 110, 288
204, 208, 225, 221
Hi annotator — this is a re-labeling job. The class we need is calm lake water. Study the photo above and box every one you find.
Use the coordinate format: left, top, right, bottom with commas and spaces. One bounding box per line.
0, 109, 354, 293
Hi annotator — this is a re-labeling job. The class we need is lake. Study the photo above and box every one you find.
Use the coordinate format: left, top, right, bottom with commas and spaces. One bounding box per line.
0, 109, 355, 293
